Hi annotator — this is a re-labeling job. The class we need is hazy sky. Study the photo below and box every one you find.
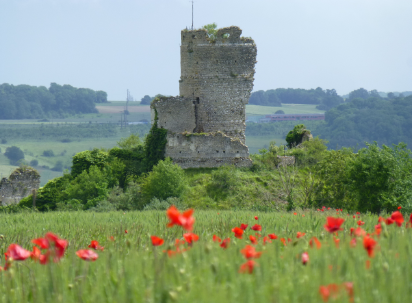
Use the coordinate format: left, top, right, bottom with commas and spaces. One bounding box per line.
1, 0, 411, 100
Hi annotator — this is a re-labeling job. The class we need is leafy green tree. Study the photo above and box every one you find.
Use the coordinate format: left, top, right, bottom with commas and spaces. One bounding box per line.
313, 148, 355, 209
285, 124, 310, 148
275, 110, 285, 114
63, 165, 109, 209
95, 91, 108, 103
4, 146, 24, 164
71, 149, 110, 177
117, 134, 142, 149
140, 158, 186, 205
140, 95, 153, 105
347, 142, 412, 213
348, 88, 369, 101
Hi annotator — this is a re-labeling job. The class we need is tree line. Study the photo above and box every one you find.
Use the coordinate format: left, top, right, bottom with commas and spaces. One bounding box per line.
315, 94, 412, 149
0, 83, 107, 119
249, 88, 344, 110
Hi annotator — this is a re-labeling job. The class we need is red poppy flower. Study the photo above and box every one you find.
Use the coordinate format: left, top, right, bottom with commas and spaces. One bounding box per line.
302, 214, 305, 217
31, 237, 49, 249
293, 212, 297, 215
352, 215, 355, 219
263, 236, 272, 245
309, 237, 321, 249
88, 240, 104, 251
125, 230, 128, 234
166, 206, 195, 231
357, 220, 365, 226
220, 238, 230, 249
385, 217, 395, 225
378, 216, 385, 223
249, 235, 258, 245
39, 251, 50, 265
240, 223, 248, 230
374, 224, 382, 236
398, 206, 402, 210
321, 209, 324, 212
45, 232, 68, 260
251, 224, 262, 231
30, 246, 41, 262
109, 236, 115, 241
6, 244, 31, 261
213, 235, 222, 243
183, 233, 199, 245
354, 227, 366, 237
151, 236, 164, 246
356, 212, 360, 215
240, 245, 262, 259
296, 232, 306, 239
232, 227, 244, 239
365, 259, 371, 269
254, 216, 258, 220
280, 238, 287, 246
363, 235, 377, 257
268, 233, 278, 240
391, 211, 404, 227
324, 217, 345, 233
239, 260, 257, 274
319, 286, 330, 302
76, 249, 98, 261
301, 252, 309, 265
350, 227, 355, 236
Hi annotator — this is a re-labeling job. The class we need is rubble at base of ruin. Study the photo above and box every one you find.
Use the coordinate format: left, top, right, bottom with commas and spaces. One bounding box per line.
151, 26, 257, 168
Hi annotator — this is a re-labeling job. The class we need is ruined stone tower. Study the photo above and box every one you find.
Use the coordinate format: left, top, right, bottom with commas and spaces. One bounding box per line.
151, 26, 257, 168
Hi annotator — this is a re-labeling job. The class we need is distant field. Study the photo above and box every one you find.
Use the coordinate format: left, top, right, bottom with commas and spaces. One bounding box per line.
96, 105, 150, 114
246, 135, 285, 154
99, 101, 143, 106
246, 104, 325, 115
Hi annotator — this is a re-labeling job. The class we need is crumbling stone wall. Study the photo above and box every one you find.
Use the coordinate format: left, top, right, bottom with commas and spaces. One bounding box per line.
0, 168, 40, 206
166, 131, 252, 168
151, 26, 257, 168
277, 156, 296, 167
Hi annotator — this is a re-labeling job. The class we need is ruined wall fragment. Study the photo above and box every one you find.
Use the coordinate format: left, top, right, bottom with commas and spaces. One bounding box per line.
0, 168, 40, 206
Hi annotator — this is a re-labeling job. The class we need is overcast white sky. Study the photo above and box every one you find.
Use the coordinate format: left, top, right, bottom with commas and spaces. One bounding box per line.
1, 0, 411, 100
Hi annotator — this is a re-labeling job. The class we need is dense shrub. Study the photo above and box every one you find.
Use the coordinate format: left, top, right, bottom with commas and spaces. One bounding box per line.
347, 142, 412, 213
30, 159, 39, 167
42, 150, 55, 157
71, 149, 110, 177
4, 146, 24, 164
140, 158, 186, 204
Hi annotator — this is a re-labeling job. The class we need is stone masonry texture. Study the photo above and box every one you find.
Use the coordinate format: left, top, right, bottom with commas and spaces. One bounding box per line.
151, 26, 257, 168
0, 168, 40, 206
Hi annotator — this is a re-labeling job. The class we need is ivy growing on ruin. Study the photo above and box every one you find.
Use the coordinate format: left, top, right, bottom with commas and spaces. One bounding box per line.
144, 108, 168, 172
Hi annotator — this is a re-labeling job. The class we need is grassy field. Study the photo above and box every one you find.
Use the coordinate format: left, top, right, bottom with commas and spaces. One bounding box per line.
246, 104, 325, 116
0, 210, 410, 302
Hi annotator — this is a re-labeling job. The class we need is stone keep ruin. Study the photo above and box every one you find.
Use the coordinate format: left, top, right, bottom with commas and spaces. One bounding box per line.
151, 26, 257, 168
